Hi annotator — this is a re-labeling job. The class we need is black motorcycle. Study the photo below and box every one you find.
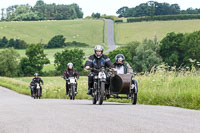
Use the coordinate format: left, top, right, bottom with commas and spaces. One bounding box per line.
31, 83, 41, 99
63, 77, 77, 100
91, 67, 107, 105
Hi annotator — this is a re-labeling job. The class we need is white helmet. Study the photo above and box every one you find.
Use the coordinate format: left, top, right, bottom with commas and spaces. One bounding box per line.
94, 45, 104, 58
67, 62, 73, 67
34, 73, 39, 76
115, 54, 125, 62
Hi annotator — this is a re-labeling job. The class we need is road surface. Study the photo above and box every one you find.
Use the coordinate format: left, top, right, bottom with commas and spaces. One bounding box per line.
104, 19, 118, 53
0, 86, 200, 133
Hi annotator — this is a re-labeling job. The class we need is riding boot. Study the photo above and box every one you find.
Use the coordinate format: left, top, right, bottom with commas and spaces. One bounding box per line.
87, 82, 93, 95
31, 90, 33, 97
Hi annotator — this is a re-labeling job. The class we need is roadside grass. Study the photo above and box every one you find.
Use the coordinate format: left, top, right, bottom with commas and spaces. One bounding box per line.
115, 19, 200, 44
0, 70, 200, 110
0, 19, 104, 45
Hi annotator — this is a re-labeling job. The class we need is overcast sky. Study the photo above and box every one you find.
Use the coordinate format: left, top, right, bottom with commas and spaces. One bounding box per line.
0, 0, 200, 17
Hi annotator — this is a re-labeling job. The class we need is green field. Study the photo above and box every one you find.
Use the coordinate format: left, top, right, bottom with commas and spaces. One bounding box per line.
115, 19, 200, 44
15, 47, 94, 63
0, 19, 105, 46
0, 70, 200, 110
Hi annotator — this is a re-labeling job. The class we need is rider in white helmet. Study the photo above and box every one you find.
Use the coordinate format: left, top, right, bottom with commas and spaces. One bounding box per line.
114, 54, 138, 93
63, 63, 79, 94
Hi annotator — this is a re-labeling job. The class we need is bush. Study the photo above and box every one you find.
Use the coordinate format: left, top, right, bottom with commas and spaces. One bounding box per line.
66, 41, 89, 47
133, 39, 162, 72
47, 35, 66, 48
127, 14, 200, 23
159, 32, 184, 67
159, 31, 200, 68
0, 36, 27, 49
0, 48, 20, 77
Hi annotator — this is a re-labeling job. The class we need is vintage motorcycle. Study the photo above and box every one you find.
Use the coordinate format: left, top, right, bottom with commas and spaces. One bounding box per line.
31, 82, 41, 99
90, 68, 138, 105
63, 77, 77, 100
90, 67, 107, 105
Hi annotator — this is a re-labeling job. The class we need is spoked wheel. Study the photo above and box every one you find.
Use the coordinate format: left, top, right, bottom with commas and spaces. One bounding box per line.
98, 82, 105, 105
131, 93, 137, 105
72, 86, 75, 100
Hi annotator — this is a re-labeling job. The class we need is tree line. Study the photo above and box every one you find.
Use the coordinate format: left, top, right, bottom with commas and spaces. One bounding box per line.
0, 35, 88, 49
108, 30, 200, 72
116, 1, 200, 18
1, 0, 83, 21
1, 30, 200, 77
0, 44, 85, 77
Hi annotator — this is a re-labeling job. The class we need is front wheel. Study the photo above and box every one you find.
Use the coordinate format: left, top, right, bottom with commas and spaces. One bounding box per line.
131, 93, 137, 105
98, 82, 105, 105
72, 85, 76, 100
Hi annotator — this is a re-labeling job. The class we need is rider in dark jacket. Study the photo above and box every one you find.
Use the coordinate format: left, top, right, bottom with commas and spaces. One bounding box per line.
63, 63, 79, 94
85, 45, 116, 95
31, 73, 43, 96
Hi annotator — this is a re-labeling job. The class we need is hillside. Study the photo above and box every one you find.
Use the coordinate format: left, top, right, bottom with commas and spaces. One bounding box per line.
115, 19, 200, 44
0, 19, 105, 47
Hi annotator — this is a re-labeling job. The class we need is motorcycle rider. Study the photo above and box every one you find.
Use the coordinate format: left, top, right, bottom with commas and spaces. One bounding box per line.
113, 54, 138, 92
63, 63, 79, 95
85, 45, 116, 95
31, 73, 43, 97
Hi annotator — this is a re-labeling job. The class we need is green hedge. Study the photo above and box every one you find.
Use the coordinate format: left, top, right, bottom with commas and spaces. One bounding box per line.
115, 19, 123, 23
127, 14, 200, 23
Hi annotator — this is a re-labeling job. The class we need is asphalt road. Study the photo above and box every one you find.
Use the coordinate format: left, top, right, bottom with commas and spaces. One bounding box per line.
104, 19, 118, 53
0, 86, 200, 133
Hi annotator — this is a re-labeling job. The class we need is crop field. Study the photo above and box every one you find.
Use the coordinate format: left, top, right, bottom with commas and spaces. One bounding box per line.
0, 19, 105, 46
115, 19, 200, 44
0, 69, 200, 110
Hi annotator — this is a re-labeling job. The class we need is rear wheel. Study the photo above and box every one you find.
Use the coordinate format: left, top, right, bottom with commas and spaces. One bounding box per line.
131, 93, 137, 105
99, 82, 105, 105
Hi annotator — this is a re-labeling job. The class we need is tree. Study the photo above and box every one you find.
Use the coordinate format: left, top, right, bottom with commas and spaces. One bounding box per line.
116, 6, 128, 17
54, 48, 85, 73
133, 39, 162, 72
181, 31, 200, 67
33, 0, 45, 20
20, 44, 50, 75
47, 35, 66, 48
0, 48, 20, 77
159, 32, 184, 67
108, 41, 139, 68
91, 13, 101, 18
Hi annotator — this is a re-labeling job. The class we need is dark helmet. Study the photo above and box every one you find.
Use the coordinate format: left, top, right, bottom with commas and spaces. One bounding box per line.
94, 45, 104, 58
34, 73, 39, 76
115, 54, 125, 62
67, 62, 73, 67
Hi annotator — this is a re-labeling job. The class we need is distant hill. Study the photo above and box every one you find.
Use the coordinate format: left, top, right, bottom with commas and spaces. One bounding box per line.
0, 19, 105, 47
115, 19, 200, 44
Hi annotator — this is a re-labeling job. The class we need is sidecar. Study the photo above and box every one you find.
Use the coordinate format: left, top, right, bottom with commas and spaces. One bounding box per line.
109, 74, 138, 104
